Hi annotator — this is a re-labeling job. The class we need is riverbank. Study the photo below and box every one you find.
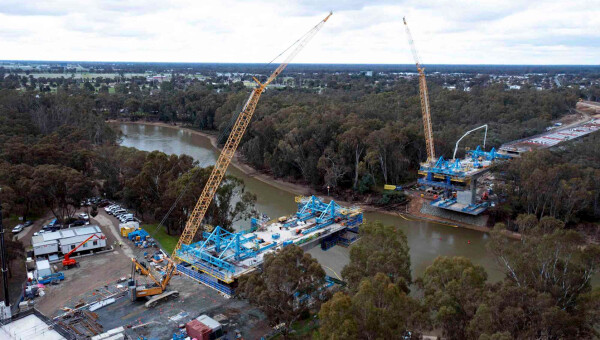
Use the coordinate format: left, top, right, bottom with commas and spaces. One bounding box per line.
109, 119, 521, 239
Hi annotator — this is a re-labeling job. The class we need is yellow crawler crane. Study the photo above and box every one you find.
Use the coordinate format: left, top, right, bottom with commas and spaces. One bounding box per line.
403, 16, 436, 164
129, 257, 178, 308
172, 12, 332, 257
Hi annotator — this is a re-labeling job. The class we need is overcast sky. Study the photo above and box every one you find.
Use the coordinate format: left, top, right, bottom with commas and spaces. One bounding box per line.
0, 0, 598, 65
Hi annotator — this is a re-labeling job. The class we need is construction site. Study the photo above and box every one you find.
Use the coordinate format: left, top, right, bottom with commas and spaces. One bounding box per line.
1, 12, 351, 340
2, 11, 600, 340
398, 19, 600, 221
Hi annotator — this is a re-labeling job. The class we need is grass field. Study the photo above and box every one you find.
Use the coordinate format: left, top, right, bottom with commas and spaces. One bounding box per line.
142, 223, 179, 254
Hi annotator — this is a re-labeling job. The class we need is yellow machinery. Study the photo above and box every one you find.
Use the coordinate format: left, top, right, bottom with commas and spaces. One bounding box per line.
128, 257, 178, 308
403, 17, 436, 164
172, 12, 332, 257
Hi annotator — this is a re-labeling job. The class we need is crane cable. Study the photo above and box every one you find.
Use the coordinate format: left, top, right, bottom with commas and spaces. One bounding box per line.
149, 22, 325, 242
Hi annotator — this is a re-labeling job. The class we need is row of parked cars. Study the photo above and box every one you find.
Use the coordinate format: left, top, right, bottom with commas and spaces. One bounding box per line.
105, 204, 138, 223
81, 196, 110, 207
11, 220, 34, 234
32, 213, 91, 236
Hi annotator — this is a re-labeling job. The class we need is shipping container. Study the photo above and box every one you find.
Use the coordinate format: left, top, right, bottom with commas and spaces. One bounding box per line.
186, 319, 211, 340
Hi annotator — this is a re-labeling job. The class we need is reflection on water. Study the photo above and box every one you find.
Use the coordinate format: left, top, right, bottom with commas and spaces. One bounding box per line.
117, 123, 504, 281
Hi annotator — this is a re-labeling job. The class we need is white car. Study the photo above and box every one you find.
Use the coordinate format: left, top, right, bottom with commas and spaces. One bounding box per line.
105, 204, 119, 212
78, 213, 90, 221
118, 214, 134, 222
12, 224, 24, 233
107, 206, 122, 215
112, 209, 126, 217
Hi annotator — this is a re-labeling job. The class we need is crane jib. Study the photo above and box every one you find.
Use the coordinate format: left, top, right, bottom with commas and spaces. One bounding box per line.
171, 12, 332, 258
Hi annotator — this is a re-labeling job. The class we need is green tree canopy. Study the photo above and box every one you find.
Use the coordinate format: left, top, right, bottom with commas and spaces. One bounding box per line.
341, 221, 412, 293
236, 245, 326, 335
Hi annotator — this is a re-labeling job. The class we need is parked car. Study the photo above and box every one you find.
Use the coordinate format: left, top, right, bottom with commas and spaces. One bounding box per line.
12, 224, 24, 233
122, 217, 137, 223
107, 206, 123, 214
23, 220, 33, 227
112, 209, 126, 216
118, 214, 134, 222
105, 204, 119, 212
70, 220, 86, 227
78, 213, 90, 221
115, 214, 130, 221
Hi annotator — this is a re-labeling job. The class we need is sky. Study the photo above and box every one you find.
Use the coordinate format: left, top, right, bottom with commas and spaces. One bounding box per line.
0, 0, 599, 65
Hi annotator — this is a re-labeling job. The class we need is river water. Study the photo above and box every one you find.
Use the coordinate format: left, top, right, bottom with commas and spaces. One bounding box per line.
116, 123, 504, 281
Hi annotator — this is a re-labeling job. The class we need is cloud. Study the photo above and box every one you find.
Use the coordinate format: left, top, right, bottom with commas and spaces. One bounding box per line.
0, 0, 597, 64
0, 1, 74, 16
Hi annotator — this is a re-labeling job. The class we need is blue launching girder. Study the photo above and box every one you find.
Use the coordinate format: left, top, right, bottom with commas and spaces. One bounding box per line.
316, 199, 341, 224
468, 146, 512, 161
421, 156, 466, 177
177, 225, 285, 278
296, 196, 331, 221
177, 226, 275, 276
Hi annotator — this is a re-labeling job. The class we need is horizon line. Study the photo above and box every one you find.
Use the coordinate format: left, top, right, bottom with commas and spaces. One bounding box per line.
1, 60, 599, 67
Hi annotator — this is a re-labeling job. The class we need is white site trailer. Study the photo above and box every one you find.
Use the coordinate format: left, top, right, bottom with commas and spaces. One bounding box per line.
31, 225, 106, 257
32, 239, 59, 257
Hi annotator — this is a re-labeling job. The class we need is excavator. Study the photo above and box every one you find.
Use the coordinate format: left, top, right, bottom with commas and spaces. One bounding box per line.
128, 256, 178, 308
62, 234, 106, 269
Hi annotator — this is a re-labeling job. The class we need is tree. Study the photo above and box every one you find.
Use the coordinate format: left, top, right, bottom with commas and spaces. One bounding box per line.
318, 273, 427, 340
32, 164, 92, 222
466, 281, 597, 339
237, 245, 326, 335
489, 223, 600, 317
417, 256, 488, 340
159, 168, 257, 235
317, 145, 348, 190
337, 116, 379, 190
341, 221, 411, 293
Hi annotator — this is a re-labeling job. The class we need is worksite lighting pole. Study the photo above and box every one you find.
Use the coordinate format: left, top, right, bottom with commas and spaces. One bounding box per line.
0, 189, 11, 320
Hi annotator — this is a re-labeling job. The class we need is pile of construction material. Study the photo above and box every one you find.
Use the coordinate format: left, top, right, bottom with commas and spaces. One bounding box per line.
120, 225, 157, 248
56, 310, 103, 338
21, 258, 65, 308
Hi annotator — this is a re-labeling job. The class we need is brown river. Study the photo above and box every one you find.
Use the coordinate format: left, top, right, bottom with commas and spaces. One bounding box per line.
116, 123, 505, 281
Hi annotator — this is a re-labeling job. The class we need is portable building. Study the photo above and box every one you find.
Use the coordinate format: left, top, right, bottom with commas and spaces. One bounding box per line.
31, 225, 106, 257
35, 260, 52, 279
32, 240, 59, 257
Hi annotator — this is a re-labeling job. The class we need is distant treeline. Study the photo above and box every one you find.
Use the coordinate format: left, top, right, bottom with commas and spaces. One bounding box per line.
2, 61, 600, 76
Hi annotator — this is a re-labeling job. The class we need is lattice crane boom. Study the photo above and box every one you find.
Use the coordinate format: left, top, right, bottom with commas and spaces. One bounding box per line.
403, 16, 436, 164
172, 12, 332, 257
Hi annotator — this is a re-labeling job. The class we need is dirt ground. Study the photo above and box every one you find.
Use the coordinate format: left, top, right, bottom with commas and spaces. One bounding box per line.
34, 209, 138, 316
30, 209, 271, 339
